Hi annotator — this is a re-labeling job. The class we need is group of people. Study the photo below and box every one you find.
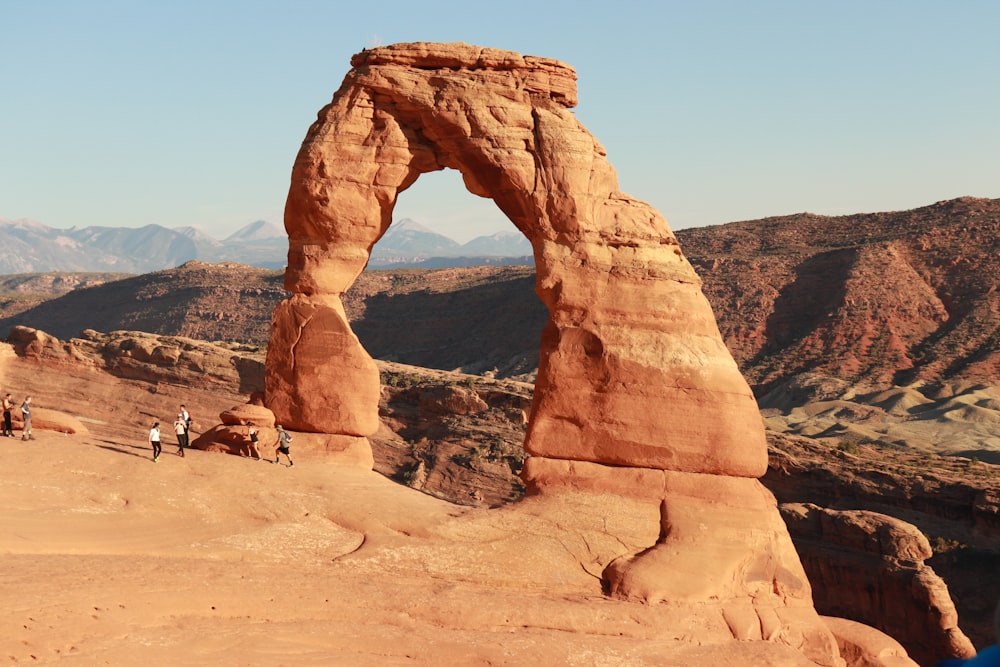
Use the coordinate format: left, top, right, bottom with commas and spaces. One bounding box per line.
147, 404, 192, 462
1, 394, 32, 440
242, 420, 294, 467
146, 405, 293, 467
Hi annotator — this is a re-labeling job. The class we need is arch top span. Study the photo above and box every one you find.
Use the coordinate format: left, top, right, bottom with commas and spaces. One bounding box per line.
266, 41, 767, 478
349, 42, 579, 108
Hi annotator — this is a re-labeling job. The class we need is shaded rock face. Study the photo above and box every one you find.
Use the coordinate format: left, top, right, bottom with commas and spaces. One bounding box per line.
781, 503, 975, 666
267, 41, 764, 477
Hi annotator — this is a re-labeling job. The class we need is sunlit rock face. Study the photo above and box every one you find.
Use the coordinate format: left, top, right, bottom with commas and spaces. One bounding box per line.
267, 42, 764, 477
264, 42, 871, 666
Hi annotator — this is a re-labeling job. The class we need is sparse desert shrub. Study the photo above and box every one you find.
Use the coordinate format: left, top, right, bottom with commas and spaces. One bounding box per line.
384, 372, 418, 389
487, 440, 505, 461
930, 536, 967, 554
836, 441, 861, 455
507, 481, 526, 502
400, 460, 427, 488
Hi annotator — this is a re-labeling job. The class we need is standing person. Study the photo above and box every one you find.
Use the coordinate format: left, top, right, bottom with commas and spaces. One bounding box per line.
2, 393, 14, 437
180, 404, 192, 435
20, 396, 33, 441
246, 421, 261, 461
173, 414, 188, 457
149, 421, 162, 462
274, 425, 294, 467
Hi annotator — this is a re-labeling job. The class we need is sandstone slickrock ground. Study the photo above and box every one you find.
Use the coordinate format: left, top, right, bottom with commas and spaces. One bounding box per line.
0, 347, 848, 665
9, 329, 1000, 663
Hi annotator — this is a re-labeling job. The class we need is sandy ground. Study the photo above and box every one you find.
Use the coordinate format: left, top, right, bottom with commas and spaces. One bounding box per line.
2, 353, 839, 666
1, 427, 771, 666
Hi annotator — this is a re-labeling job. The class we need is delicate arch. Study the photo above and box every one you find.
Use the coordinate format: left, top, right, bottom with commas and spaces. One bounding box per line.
265, 42, 765, 477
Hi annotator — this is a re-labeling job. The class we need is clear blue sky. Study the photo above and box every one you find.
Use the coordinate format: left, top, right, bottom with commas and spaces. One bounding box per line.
2, 1, 998, 243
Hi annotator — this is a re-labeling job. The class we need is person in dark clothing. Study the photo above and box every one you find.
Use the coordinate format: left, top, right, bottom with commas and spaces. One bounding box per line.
2, 393, 14, 437
245, 421, 261, 461
173, 414, 188, 457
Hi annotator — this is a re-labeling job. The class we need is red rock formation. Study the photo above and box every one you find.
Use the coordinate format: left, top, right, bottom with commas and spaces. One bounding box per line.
11, 406, 88, 435
269, 41, 764, 476
191, 402, 373, 468
823, 617, 915, 667
5, 326, 265, 396
191, 404, 278, 456
265, 41, 918, 664
781, 503, 975, 666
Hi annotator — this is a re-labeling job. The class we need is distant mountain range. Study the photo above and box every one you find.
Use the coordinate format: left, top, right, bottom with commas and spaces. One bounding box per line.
0, 217, 532, 274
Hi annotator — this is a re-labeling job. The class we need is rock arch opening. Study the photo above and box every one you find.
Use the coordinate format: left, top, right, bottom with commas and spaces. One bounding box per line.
261, 43, 857, 661
356, 167, 541, 379
265, 41, 765, 477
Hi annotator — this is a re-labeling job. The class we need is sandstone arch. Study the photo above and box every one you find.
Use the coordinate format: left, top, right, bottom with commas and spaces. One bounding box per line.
261, 42, 921, 664
265, 42, 766, 478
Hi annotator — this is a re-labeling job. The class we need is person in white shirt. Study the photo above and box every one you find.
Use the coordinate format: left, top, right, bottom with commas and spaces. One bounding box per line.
149, 422, 161, 462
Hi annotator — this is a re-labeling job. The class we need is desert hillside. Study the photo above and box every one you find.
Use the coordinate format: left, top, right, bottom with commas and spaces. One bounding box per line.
3, 198, 999, 394
681, 196, 1000, 393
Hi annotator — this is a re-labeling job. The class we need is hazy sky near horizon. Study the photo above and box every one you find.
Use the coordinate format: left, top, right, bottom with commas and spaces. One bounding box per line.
3, 1, 998, 243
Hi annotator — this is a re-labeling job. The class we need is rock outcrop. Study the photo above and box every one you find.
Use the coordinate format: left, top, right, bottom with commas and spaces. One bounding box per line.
191, 404, 279, 457
262, 41, 878, 664
267, 41, 765, 475
5, 326, 265, 396
191, 403, 373, 468
10, 406, 88, 436
257, 40, 960, 665
781, 503, 975, 666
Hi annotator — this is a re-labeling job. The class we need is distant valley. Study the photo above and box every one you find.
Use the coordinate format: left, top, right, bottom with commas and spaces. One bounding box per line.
4, 197, 1000, 391
4, 196, 1000, 399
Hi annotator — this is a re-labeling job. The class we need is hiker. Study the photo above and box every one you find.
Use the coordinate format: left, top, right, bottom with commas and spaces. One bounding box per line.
20, 396, 33, 440
149, 421, 162, 462
245, 421, 262, 461
173, 414, 188, 457
274, 425, 294, 467
179, 404, 192, 433
2, 393, 14, 436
